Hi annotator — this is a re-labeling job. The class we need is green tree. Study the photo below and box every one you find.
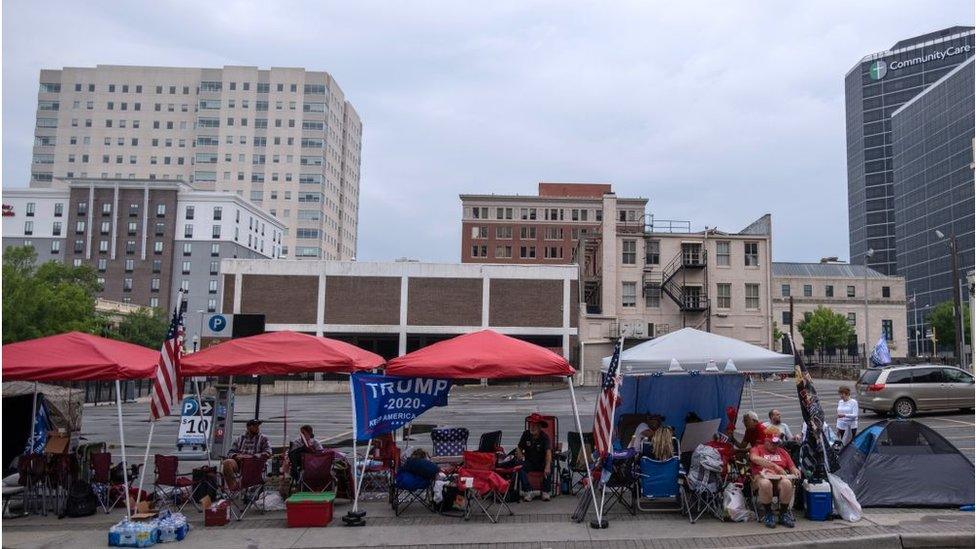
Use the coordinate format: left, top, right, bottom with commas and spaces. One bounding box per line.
927, 300, 972, 349
105, 307, 169, 348
797, 306, 855, 352
2, 246, 103, 343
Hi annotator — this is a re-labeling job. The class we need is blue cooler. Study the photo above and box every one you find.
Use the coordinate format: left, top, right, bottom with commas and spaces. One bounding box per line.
803, 480, 832, 521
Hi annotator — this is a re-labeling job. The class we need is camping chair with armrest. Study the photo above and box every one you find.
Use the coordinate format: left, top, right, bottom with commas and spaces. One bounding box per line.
431, 427, 469, 472
90, 452, 125, 513
477, 431, 503, 453
459, 451, 513, 523
47, 453, 79, 516
223, 456, 268, 520
18, 454, 48, 516
390, 462, 437, 516
637, 436, 681, 512
298, 452, 335, 493
602, 448, 639, 516
361, 434, 398, 495
523, 414, 561, 497
153, 455, 193, 512
567, 431, 595, 494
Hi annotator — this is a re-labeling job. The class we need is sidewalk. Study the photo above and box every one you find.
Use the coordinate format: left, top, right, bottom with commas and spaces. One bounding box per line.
3, 495, 973, 548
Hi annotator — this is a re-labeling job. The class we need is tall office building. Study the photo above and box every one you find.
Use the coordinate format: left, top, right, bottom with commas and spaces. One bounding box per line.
29, 65, 362, 260
845, 27, 974, 275
891, 57, 975, 353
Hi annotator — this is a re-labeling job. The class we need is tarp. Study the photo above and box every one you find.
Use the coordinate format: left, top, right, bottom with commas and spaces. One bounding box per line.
384, 329, 575, 379
2, 381, 84, 432
614, 373, 746, 439
602, 328, 793, 374
181, 331, 384, 375
836, 419, 975, 507
2, 332, 158, 381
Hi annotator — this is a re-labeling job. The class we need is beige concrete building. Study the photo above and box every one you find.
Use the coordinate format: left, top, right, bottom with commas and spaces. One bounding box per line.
29, 65, 361, 261
772, 261, 908, 358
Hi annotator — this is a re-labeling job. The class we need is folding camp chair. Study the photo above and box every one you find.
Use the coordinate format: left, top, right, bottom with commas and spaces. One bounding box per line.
47, 454, 78, 516
223, 456, 267, 520
18, 454, 49, 516
298, 452, 335, 493
390, 469, 436, 516
90, 453, 125, 513
152, 455, 193, 512
523, 414, 560, 497
431, 427, 469, 460
567, 431, 594, 494
361, 434, 398, 495
477, 431, 503, 453
459, 451, 513, 523
679, 445, 726, 523
601, 449, 639, 516
637, 437, 681, 512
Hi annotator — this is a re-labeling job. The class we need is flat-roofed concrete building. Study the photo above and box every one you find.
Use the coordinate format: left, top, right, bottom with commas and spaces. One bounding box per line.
772, 261, 908, 358
29, 65, 361, 261
218, 260, 578, 361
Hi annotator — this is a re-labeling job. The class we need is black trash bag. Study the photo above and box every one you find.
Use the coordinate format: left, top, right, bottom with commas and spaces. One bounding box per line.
63, 480, 98, 518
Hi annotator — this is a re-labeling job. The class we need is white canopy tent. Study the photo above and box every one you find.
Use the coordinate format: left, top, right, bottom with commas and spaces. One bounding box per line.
601, 328, 794, 374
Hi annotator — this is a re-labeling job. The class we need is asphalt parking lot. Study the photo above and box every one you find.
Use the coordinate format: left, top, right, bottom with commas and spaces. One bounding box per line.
77, 377, 975, 465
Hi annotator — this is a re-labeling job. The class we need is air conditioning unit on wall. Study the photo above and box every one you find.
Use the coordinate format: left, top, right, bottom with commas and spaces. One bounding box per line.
619, 320, 648, 338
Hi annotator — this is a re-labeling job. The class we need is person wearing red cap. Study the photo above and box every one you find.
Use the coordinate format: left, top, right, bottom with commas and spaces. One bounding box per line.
749, 426, 800, 528
516, 414, 552, 501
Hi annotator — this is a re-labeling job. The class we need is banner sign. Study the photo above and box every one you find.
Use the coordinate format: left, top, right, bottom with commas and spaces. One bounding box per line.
352, 373, 452, 441
176, 396, 214, 447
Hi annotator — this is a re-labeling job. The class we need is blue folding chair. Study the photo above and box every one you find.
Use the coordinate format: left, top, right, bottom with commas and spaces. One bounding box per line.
637, 437, 681, 512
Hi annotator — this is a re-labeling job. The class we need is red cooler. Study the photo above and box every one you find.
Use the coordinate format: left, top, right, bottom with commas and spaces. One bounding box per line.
286, 492, 335, 527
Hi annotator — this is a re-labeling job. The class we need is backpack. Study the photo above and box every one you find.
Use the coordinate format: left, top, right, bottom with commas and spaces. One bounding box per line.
64, 480, 98, 517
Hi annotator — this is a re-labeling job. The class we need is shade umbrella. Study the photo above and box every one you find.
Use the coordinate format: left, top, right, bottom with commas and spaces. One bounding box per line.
2, 331, 158, 519
385, 329, 575, 378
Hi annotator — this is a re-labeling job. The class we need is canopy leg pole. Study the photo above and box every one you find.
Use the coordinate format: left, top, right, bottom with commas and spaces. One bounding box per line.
344, 375, 366, 525
567, 378, 604, 528
194, 379, 212, 468
29, 382, 38, 454
134, 421, 156, 509
749, 376, 756, 411
115, 380, 132, 520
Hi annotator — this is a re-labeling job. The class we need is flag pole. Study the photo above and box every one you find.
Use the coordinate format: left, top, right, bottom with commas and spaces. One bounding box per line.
134, 420, 155, 509
29, 381, 38, 454
567, 378, 601, 527
343, 373, 366, 525
592, 334, 624, 528
115, 379, 132, 520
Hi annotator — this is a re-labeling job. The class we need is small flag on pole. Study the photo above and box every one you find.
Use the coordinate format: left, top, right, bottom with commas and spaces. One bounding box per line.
870, 334, 892, 368
593, 339, 622, 455
150, 292, 186, 420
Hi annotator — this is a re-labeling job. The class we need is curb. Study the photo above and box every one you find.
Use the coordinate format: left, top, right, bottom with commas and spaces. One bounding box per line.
754, 533, 901, 549
900, 532, 976, 548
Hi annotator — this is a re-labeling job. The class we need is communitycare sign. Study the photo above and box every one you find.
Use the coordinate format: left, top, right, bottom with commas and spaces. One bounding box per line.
351, 373, 452, 440
869, 44, 972, 80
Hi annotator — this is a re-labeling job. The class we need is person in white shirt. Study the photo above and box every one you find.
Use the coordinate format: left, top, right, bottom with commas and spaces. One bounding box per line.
835, 386, 859, 446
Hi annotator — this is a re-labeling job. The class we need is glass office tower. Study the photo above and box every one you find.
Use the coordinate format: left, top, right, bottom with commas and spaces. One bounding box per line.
845, 26, 974, 275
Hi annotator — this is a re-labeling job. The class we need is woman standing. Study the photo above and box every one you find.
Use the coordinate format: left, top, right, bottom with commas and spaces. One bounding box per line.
835, 386, 859, 446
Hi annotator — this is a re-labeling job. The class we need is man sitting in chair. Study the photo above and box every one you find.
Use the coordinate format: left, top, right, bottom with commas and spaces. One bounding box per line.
749, 426, 799, 529
222, 419, 272, 491
516, 414, 552, 501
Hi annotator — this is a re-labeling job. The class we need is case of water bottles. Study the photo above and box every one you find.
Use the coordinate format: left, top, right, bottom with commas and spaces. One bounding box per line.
108, 510, 189, 547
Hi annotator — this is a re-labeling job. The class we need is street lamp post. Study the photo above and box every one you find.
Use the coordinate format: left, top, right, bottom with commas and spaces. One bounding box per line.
935, 230, 966, 369
912, 292, 920, 358
864, 248, 874, 367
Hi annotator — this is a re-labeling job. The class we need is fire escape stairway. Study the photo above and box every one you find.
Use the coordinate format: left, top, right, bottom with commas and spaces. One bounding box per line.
657, 248, 709, 312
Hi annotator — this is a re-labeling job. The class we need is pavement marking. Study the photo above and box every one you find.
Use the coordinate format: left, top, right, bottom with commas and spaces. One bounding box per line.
920, 417, 975, 426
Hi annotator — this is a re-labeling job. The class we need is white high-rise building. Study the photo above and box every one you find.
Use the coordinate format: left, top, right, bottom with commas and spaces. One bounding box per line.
29, 65, 362, 260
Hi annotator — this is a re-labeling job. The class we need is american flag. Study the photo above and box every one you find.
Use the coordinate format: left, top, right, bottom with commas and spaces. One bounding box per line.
593, 338, 623, 455
150, 293, 186, 420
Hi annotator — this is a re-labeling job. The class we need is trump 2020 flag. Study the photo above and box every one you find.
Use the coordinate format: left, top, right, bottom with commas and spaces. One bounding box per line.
351, 373, 452, 441
870, 334, 892, 367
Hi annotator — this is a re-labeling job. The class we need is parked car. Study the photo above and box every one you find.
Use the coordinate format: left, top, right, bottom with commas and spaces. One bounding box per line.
856, 365, 975, 418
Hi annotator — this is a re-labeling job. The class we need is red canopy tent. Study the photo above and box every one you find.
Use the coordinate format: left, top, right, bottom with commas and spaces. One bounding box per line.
2, 331, 158, 382
181, 331, 384, 375
2, 331, 159, 518
385, 329, 574, 379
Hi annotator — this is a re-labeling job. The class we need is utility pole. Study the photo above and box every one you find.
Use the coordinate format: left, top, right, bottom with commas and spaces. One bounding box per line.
936, 231, 966, 369
863, 249, 874, 368
911, 292, 920, 358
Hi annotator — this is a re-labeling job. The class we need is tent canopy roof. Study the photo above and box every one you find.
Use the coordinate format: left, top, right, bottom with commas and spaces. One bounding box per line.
602, 328, 793, 374
385, 330, 575, 379
2, 332, 158, 381
181, 331, 385, 376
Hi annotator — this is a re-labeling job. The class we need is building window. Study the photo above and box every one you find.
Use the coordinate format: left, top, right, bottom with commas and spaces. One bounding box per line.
882, 286, 890, 298
745, 283, 760, 309
544, 227, 563, 240
152, 260, 161, 273
154, 241, 163, 254
621, 282, 637, 307
520, 227, 536, 239
123, 278, 133, 292
180, 280, 190, 292
211, 243, 220, 256
151, 278, 160, 292
471, 226, 488, 239
744, 242, 759, 266
803, 284, 812, 297
213, 206, 222, 220
847, 285, 856, 298
155, 222, 165, 236
182, 261, 191, 274
471, 207, 488, 219
50, 240, 61, 254
645, 286, 661, 308
25, 202, 36, 217
470, 245, 487, 258
494, 245, 513, 259
150, 297, 159, 308
847, 312, 856, 326
645, 240, 660, 265
212, 225, 221, 238
155, 204, 166, 217
544, 246, 563, 259
75, 221, 86, 234
129, 203, 139, 217
207, 299, 217, 313
124, 259, 134, 272
208, 279, 218, 294
520, 208, 537, 220
210, 260, 219, 275
52, 222, 62, 236
622, 240, 636, 265
100, 221, 111, 234
782, 311, 792, 326
716, 241, 730, 266
519, 246, 536, 259
186, 205, 195, 220
716, 283, 731, 309
882, 319, 893, 341
495, 226, 513, 239
184, 224, 193, 238
825, 285, 834, 298
125, 240, 136, 254
781, 284, 790, 297
54, 203, 63, 217
98, 240, 109, 253
183, 242, 192, 256
97, 259, 107, 272
101, 203, 112, 216
23, 221, 33, 235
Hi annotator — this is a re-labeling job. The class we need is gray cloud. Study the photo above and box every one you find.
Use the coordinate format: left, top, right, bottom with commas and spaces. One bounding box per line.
4, 1, 973, 262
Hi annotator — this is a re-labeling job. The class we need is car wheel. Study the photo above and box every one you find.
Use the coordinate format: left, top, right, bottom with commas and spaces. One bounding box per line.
893, 398, 916, 419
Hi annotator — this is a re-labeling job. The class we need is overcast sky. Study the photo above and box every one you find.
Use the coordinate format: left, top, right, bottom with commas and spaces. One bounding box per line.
3, 1, 973, 262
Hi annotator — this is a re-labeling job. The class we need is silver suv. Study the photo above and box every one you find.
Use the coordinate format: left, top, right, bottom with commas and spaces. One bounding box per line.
856, 365, 975, 418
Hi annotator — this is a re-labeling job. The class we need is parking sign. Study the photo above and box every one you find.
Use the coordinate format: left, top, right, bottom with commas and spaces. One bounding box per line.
202, 313, 234, 338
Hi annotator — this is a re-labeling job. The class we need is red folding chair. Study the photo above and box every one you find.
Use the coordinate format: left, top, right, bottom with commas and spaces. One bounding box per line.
223, 456, 267, 520
298, 453, 334, 493
523, 414, 560, 497
459, 451, 513, 523
90, 453, 125, 513
153, 455, 193, 512
362, 434, 398, 496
